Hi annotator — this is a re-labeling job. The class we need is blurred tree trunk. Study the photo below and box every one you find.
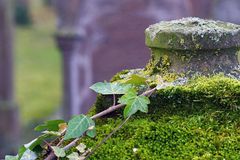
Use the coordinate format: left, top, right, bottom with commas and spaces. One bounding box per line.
0, 0, 19, 158
15, 0, 31, 25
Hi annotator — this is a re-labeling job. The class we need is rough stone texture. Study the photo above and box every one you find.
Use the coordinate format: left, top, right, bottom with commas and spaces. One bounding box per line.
145, 17, 240, 50
145, 17, 240, 77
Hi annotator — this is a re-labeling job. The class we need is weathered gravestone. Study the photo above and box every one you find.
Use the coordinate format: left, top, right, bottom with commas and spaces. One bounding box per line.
0, 0, 19, 158
55, 0, 216, 119
145, 17, 240, 78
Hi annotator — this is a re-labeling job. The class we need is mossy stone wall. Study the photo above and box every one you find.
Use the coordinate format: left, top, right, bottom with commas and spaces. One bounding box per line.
82, 18, 240, 159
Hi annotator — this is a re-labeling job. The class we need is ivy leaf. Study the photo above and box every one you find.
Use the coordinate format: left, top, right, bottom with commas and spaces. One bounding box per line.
52, 146, 66, 158
90, 82, 131, 95
86, 126, 96, 138
18, 146, 27, 158
20, 149, 37, 160
76, 143, 86, 153
67, 152, 80, 160
24, 134, 52, 150
34, 119, 65, 132
64, 114, 96, 140
124, 74, 147, 86
24, 138, 39, 149
17, 133, 56, 159
5, 155, 18, 160
118, 89, 150, 118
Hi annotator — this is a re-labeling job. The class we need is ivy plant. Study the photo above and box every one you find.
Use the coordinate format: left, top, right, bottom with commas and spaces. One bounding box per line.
5, 75, 157, 160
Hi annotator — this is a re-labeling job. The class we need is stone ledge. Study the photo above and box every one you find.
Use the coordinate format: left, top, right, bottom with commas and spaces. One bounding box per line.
145, 17, 240, 50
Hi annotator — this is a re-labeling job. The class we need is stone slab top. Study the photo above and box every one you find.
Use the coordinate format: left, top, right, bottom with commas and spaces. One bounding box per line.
145, 17, 240, 50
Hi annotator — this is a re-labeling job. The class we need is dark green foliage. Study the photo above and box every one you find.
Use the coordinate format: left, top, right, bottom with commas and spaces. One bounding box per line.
34, 119, 65, 131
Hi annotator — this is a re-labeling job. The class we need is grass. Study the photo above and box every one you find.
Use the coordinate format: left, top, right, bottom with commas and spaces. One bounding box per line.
15, 2, 62, 125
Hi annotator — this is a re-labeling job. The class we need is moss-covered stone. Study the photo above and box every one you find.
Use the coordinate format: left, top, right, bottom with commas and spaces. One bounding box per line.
77, 18, 240, 159
145, 17, 240, 77
79, 73, 240, 159
94, 74, 240, 115
145, 17, 240, 50
146, 47, 240, 77
81, 106, 240, 159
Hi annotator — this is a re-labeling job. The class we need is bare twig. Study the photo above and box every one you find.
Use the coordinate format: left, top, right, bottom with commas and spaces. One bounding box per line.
113, 94, 116, 106
43, 140, 52, 150
63, 138, 80, 150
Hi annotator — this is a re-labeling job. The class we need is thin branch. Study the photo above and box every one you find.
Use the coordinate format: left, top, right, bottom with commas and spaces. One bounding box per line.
44, 138, 80, 160
63, 138, 80, 150
113, 94, 116, 106
56, 138, 64, 147
84, 116, 131, 159
43, 140, 52, 150
91, 103, 124, 120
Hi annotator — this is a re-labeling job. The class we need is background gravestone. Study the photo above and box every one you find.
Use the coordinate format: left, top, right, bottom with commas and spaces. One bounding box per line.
0, 0, 19, 158
213, 0, 240, 24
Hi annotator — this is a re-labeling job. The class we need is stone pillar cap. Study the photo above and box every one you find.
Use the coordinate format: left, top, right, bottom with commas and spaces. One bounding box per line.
145, 17, 240, 50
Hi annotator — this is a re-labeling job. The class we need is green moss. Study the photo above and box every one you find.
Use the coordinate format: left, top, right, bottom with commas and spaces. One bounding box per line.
151, 75, 240, 111
95, 74, 240, 114
143, 48, 171, 75
110, 69, 130, 82
81, 71, 240, 159
80, 103, 240, 159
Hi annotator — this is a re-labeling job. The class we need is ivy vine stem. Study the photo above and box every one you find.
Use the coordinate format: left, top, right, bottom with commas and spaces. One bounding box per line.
91, 87, 156, 120
84, 116, 131, 159
45, 87, 156, 160
113, 94, 116, 106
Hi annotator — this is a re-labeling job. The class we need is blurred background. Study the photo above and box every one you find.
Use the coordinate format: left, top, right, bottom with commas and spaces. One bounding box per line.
0, 0, 240, 157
